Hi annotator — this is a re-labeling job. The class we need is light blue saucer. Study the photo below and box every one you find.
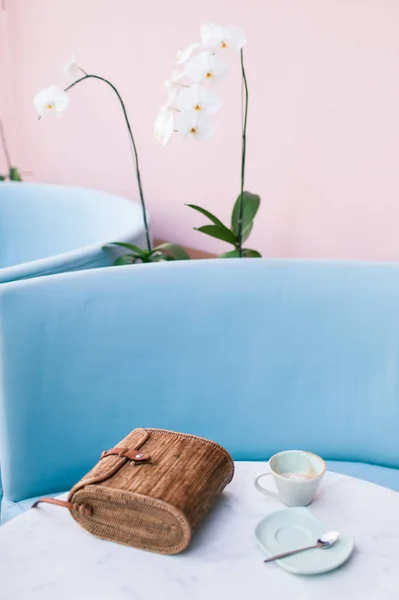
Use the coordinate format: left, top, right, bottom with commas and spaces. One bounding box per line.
255, 507, 354, 575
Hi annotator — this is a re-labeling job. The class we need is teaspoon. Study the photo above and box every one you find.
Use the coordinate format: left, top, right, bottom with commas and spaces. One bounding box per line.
263, 531, 339, 563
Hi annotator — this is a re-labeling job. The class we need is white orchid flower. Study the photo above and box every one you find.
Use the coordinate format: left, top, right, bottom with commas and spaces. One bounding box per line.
178, 84, 220, 115
166, 87, 179, 110
164, 70, 184, 109
33, 86, 70, 118
164, 69, 184, 89
64, 51, 84, 80
184, 51, 227, 84
176, 42, 201, 64
200, 23, 247, 51
177, 111, 216, 141
154, 106, 174, 146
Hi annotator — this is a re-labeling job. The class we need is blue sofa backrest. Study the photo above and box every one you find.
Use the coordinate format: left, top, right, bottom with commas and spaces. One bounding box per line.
0, 183, 142, 268
1, 259, 399, 501
0, 182, 147, 283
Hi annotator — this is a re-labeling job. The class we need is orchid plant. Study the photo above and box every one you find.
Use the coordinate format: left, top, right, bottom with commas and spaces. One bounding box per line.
155, 23, 261, 258
0, 119, 22, 182
34, 53, 190, 264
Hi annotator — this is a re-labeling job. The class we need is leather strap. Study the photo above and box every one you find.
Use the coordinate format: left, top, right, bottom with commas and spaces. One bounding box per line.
101, 447, 151, 463
32, 497, 93, 516
32, 432, 151, 515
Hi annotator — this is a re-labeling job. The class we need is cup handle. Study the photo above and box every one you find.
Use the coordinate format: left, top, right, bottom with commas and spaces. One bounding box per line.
254, 471, 279, 500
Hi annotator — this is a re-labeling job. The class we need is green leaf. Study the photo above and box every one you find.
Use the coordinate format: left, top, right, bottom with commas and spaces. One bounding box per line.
114, 254, 138, 266
0, 175, 5, 181
139, 251, 155, 263
150, 253, 174, 262
242, 248, 262, 258
231, 191, 261, 236
241, 221, 253, 244
195, 225, 237, 245
218, 249, 241, 258
109, 242, 146, 257
154, 242, 191, 260
186, 204, 226, 229
9, 167, 22, 181
189, 205, 236, 244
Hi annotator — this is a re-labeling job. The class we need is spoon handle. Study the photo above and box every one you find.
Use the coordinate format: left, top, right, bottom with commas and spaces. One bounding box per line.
264, 543, 318, 563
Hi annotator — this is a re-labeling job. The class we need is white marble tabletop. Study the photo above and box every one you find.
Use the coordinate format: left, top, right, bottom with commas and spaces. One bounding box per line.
0, 462, 398, 600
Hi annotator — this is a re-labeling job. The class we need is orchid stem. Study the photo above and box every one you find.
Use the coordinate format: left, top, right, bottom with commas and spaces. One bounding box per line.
237, 49, 248, 257
64, 74, 151, 252
0, 118, 12, 172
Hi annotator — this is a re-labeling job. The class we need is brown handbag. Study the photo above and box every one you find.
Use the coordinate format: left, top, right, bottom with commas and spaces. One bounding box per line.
33, 428, 235, 554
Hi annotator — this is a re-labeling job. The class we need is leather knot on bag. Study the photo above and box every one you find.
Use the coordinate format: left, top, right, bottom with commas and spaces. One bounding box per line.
101, 447, 151, 463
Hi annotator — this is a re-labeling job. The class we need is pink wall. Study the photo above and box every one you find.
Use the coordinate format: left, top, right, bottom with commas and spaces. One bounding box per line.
0, 5, 15, 174
2, 0, 399, 259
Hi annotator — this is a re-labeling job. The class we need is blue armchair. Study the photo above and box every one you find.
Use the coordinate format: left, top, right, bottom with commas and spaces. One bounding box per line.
1, 258, 399, 523
0, 182, 148, 283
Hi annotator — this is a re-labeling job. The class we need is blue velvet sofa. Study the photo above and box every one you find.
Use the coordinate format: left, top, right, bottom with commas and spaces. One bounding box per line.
0, 182, 148, 283
0, 258, 398, 523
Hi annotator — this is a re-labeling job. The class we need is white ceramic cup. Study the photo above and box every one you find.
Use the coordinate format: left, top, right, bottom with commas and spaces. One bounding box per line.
254, 450, 326, 507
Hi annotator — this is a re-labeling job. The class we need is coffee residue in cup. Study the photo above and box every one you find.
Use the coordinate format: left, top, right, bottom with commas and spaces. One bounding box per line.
281, 471, 317, 481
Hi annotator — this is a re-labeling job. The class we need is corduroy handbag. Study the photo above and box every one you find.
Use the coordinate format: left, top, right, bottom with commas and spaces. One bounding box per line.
32, 428, 235, 554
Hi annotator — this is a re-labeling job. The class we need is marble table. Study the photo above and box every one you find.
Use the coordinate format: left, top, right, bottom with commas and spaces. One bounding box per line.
0, 463, 398, 600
